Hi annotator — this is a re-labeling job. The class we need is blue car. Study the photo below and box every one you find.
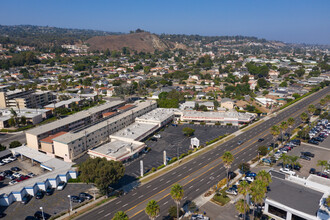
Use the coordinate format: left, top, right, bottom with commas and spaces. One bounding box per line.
245, 171, 257, 177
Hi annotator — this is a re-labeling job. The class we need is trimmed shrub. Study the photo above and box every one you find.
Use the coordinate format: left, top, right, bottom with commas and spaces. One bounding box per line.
157, 164, 165, 170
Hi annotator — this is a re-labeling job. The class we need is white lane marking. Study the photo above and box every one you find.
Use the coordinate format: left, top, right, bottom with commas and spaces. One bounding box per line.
160, 178, 164, 182
153, 187, 158, 191
249, 153, 252, 156
207, 181, 211, 184
147, 185, 151, 188
104, 213, 111, 217
164, 201, 168, 205
211, 172, 214, 175
208, 158, 211, 161
183, 197, 187, 200
196, 188, 199, 192
193, 161, 196, 164
122, 203, 128, 207
116, 201, 121, 205
132, 192, 137, 196
172, 172, 176, 175
183, 166, 186, 169
178, 174, 182, 177
139, 195, 144, 198
98, 210, 104, 214
189, 185, 193, 189
189, 168, 192, 171
166, 180, 171, 184
200, 178, 204, 182
217, 175, 220, 177
199, 162, 202, 166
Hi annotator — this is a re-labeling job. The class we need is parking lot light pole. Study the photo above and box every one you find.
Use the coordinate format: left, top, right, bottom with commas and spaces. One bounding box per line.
68, 195, 72, 214
40, 207, 45, 220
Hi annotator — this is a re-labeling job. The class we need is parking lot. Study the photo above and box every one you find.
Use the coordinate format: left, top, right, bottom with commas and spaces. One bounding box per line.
0, 183, 93, 219
113, 124, 238, 187
0, 158, 44, 188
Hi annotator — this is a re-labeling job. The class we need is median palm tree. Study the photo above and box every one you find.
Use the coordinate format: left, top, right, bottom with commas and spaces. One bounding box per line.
300, 112, 309, 124
308, 104, 316, 117
287, 117, 295, 137
317, 160, 328, 175
280, 121, 288, 143
319, 99, 326, 107
235, 199, 249, 220
221, 151, 234, 187
145, 200, 160, 220
270, 125, 280, 147
170, 184, 184, 219
238, 180, 250, 219
256, 170, 272, 187
112, 211, 129, 220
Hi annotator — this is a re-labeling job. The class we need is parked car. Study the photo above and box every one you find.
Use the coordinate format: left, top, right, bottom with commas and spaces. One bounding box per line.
71, 196, 84, 203
46, 187, 54, 196
17, 176, 29, 182
13, 172, 22, 178
225, 189, 237, 195
57, 181, 66, 190
9, 180, 17, 185
27, 173, 35, 178
10, 167, 21, 172
245, 171, 257, 177
8, 156, 17, 162
246, 176, 254, 182
0, 162, 5, 166
79, 192, 93, 200
34, 211, 51, 220
0, 176, 4, 181
2, 158, 11, 163
35, 190, 44, 199
279, 168, 296, 175
153, 134, 161, 139
300, 155, 311, 161
21, 194, 32, 204
301, 152, 315, 158
309, 168, 316, 174
308, 139, 319, 145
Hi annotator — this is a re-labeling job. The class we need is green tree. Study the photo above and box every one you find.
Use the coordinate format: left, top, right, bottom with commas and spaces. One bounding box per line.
256, 170, 272, 187
79, 158, 125, 195
112, 211, 129, 220
270, 125, 280, 145
221, 151, 234, 187
317, 160, 328, 175
257, 78, 268, 88
279, 121, 288, 143
8, 117, 16, 127
9, 141, 21, 148
295, 68, 305, 77
237, 180, 250, 219
287, 117, 295, 130
308, 104, 316, 116
182, 127, 195, 137
235, 199, 249, 219
170, 184, 184, 219
258, 146, 268, 156
10, 108, 18, 127
249, 179, 267, 216
280, 154, 290, 168
319, 99, 326, 107
20, 116, 27, 125
300, 112, 309, 123
145, 200, 160, 220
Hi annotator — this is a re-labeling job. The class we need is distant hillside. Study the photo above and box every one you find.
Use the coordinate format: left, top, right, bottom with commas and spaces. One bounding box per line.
0, 25, 120, 48
87, 32, 186, 53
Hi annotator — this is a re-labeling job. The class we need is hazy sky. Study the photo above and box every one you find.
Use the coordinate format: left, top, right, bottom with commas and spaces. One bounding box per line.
1, 0, 330, 44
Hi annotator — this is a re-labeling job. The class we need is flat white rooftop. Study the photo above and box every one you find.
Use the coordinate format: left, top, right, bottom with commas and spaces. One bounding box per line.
110, 122, 158, 141
181, 110, 255, 122
88, 139, 144, 161
135, 108, 175, 123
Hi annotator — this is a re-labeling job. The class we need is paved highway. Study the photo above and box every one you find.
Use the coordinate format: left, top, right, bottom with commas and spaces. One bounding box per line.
77, 86, 330, 220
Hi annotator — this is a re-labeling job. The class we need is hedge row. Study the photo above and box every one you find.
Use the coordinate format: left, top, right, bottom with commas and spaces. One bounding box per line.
205, 134, 228, 146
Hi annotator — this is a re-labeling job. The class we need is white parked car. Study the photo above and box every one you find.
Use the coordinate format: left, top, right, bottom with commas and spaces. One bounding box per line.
8, 156, 17, 162
57, 181, 66, 190
2, 158, 11, 163
280, 168, 296, 175
225, 189, 238, 195
246, 176, 255, 182
9, 180, 17, 185
153, 134, 161, 139
0, 162, 5, 166
13, 173, 22, 178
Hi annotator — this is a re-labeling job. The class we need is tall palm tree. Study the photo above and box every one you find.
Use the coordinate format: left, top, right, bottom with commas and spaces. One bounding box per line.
287, 117, 295, 136
256, 170, 272, 187
235, 199, 249, 220
145, 200, 160, 220
300, 112, 309, 124
238, 180, 250, 219
249, 179, 267, 217
221, 151, 234, 187
279, 121, 288, 143
112, 211, 129, 220
170, 184, 184, 219
270, 125, 280, 147
319, 99, 326, 107
317, 160, 328, 175
288, 155, 301, 169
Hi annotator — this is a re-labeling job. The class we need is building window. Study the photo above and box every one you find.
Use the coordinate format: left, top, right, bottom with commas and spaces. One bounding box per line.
268, 205, 286, 219
292, 214, 307, 220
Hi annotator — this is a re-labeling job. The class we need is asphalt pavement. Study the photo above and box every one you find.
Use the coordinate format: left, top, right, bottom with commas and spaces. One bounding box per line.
77, 86, 330, 220
0, 132, 26, 147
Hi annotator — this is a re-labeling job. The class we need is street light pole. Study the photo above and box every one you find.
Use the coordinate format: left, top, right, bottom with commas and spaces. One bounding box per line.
40, 207, 45, 220
68, 195, 72, 215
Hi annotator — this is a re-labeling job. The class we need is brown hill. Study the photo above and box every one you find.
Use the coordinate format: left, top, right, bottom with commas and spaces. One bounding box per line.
87, 32, 185, 53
